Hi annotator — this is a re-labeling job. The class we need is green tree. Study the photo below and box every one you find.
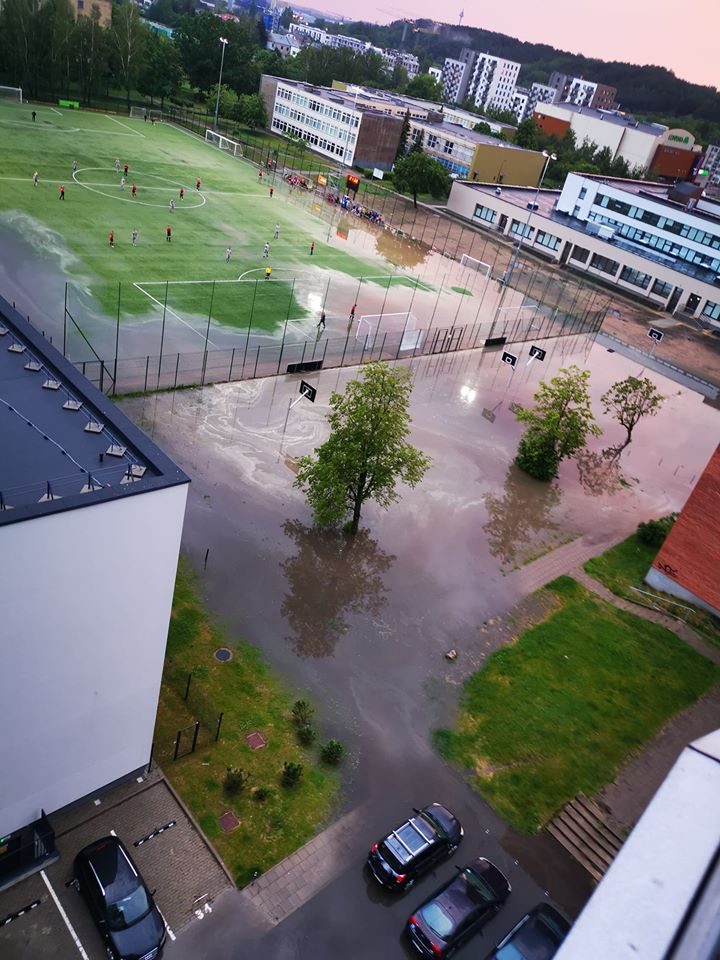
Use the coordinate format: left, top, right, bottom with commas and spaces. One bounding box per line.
473, 121, 492, 135
395, 108, 411, 160
279, 5, 293, 28
405, 72, 444, 100
237, 92, 267, 130
74, 7, 108, 105
109, 2, 146, 107
390, 64, 409, 92
294, 364, 431, 535
601, 376, 664, 454
515, 366, 601, 480
137, 28, 183, 106
173, 13, 260, 94
393, 149, 450, 207
513, 117, 539, 149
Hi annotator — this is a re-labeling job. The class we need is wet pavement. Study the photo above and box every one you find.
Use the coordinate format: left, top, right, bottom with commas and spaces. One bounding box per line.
117, 333, 720, 959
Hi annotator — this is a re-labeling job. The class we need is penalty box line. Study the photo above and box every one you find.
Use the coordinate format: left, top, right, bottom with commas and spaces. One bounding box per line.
133, 283, 221, 349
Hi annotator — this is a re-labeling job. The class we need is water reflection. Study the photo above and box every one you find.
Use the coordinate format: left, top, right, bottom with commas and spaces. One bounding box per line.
280, 520, 395, 658
375, 229, 429, 270
575, 448, 625, 496
483, 464, 563, 570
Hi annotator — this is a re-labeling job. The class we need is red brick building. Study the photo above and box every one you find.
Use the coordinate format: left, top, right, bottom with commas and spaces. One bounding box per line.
646, 444, 720, 616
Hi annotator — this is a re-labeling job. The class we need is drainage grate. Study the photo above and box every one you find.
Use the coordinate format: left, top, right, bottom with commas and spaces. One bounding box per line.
214, 648, 232, 662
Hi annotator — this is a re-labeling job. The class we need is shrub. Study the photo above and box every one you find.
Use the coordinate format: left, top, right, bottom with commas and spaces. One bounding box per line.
297, 723, 317, 746
637, 514, 677, 547
281, 761, 304, 788
224, 766, 251, 796
253, 786, 272, 803
292, 699, 314, 727
320, 739, 345, 765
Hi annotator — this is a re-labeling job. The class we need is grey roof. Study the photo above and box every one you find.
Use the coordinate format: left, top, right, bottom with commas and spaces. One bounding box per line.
418, 119, 531, 150
0, 297, 189, 526
536, 101, 667, 136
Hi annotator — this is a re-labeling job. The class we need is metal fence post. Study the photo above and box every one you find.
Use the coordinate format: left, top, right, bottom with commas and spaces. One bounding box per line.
184, 672, 192, 701
191, 720, 201, 754
173, 730, 182, 762
228, 347, 236, 381
215, 712, 224, 741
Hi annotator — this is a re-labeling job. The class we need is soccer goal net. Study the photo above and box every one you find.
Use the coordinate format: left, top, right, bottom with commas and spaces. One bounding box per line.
0, 86, 23, 103
356, 312, 421, 351
128, 106, 165, 121
205, 129, 244, 158
460, 254, 492, 277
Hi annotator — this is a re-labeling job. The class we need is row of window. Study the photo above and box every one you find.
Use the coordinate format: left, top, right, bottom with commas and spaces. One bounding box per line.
596, 194, 720, 251
271, 119, 349, 160
588, 212, 720, 274
274, 104, 356, 144
510, 220, 533, 239
535, 230, 561, 251
473, 204, 496, 223
276, 87, 360, 128
703, 301, 720, 321
590, 253, 620, 275
619, 266, 652, 290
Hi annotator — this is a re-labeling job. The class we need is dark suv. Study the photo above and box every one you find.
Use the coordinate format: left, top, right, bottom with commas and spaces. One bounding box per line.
74, 835, 166, 960
367, 803, 463, 892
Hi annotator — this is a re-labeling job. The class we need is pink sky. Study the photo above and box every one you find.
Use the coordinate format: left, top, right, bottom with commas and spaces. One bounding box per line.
315, 0, 719, 90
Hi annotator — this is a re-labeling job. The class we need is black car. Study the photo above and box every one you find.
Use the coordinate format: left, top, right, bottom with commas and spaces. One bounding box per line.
406, 857, 511, 957
484, 904, 571, 960
367, 803, 463, 892
74, 835, 166, 960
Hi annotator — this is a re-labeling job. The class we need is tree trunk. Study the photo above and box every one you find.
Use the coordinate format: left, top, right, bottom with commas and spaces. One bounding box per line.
349, 497, 362, 534
412, 190, 417, 209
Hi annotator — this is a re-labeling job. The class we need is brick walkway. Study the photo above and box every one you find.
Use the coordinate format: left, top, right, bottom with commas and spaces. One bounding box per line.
240, 804, 369, 926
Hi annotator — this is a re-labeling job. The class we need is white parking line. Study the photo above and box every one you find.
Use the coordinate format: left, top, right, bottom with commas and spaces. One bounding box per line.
41, 870, 90, 960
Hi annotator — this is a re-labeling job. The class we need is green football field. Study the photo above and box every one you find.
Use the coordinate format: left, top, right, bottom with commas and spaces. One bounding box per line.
0, 99, 424, 355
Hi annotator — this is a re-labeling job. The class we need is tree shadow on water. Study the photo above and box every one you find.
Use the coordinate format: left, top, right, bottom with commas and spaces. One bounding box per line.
575, 447, 626, 496
280, 520, 396, 658
483, 463, 563, 570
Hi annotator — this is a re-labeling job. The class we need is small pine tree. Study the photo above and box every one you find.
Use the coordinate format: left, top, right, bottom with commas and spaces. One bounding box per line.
320, 739, 345, 765
292, 699, 314, 727
281, 761, 304, 788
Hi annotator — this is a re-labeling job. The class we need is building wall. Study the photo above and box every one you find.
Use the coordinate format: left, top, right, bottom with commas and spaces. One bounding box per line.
646, 444, 720, 616
649, 145, 700, 180
0, 483, 188, 836
533, 110, 571, 139
441, 57, 469, 104
268, 79, 361, 165
704, 144, 720, 185
469, 144, 545, 187
354, 113, 403, 170
591, 83, 617, 110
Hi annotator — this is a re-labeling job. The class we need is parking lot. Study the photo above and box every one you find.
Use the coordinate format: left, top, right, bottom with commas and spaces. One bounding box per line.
0, 770, 232, 960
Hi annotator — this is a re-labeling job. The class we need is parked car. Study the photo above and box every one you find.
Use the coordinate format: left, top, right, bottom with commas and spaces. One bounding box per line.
406, 857, 511, 957
484, 903, 571, 960
367, 803, 463, 892
74, 835, 166, 960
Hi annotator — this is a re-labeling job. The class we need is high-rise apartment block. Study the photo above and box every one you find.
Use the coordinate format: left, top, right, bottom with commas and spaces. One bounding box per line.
442, 49, 521, 114
702, 144, 720, 186
548, 72, 617, 111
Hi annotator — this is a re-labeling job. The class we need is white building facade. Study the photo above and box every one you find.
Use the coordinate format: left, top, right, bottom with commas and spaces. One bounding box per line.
441, 57, 469, 104
270, 80, 361, 165
703, 143, 720, 186
464, 52, 521, 113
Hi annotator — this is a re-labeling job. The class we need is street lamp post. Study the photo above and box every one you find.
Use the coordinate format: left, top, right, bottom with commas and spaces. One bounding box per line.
504, 149, 557, 284
213, 37, 228, 131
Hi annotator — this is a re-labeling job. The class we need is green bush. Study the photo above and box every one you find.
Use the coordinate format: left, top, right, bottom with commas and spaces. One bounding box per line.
281, 761, 304, 788
637, 514, 677, 547
320, 739, 345, 765
252, 786, 272, 803
291, 699, 314, 727
223, 766, 251, 796
297, 723, 317, 746
515, 428, 560, 481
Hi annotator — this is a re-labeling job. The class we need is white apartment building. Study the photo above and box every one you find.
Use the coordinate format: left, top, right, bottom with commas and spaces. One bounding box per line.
290, 22, 330, 44
530, 82, 557, 111
441, 57, 468, 104
468, 53, 520, 113
510, 87, 530, 123
382, 49, 420, 78
442, 104, 514, 137
266, 31, 301, 59
703, 143, 720, 186
447, 173, 720, 326
0, 299, 189, 887
428, 66, 442, 82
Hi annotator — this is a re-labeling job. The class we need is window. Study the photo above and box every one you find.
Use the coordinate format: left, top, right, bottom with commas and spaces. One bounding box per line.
591, 253, 620, 275
510, 220, 533, 239
651, 279, 673, 298
473, 204, 496, 224
535, 231, 561, 251
620, 266, 651, 289
702, 301, 720, 321
579, 187, 587, 200
570, 246, 589, 263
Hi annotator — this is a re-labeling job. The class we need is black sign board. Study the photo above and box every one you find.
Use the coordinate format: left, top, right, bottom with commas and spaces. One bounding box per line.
299, 380, 317, 402
529, 345, 547, 361
647, 327, 664, 343
501, 351, 518, 368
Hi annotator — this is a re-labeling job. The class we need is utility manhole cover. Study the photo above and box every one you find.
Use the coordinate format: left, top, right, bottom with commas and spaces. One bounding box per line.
246, 731, 267, 751
214, 647, 232, 662
219, 810, 240, 833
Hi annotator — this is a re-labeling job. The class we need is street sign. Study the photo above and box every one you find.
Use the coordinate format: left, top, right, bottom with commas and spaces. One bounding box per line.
647, 327, 664, 343
299, 380, 316, 403
501, 351, 518, 368
529, 345, 546, 361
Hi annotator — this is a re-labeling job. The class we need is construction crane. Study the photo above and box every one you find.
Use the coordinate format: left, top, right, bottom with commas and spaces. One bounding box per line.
458, 9, 464, 26
375, 7, 418, 46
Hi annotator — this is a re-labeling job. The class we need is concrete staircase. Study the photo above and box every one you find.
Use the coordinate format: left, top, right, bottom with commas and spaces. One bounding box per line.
546, 794, 625, 884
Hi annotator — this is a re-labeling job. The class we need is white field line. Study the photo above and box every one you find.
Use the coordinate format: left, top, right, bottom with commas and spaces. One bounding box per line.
49, 107, 62, 116
134, 276, 295, 287
41, 871, 90, 960
105, 114, 145, 138
133, 283, 221, 349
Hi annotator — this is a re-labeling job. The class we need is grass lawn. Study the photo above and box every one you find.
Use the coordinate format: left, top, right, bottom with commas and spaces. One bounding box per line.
434, 576, 719, 833
0, 100, 401, 333
155, 561, 340, 886
584, 533, 720, 649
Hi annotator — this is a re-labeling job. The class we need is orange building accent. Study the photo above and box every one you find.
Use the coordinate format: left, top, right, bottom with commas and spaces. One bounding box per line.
650, 444, 720, 614
650, 145, 699, 181
532, 111, 571, 139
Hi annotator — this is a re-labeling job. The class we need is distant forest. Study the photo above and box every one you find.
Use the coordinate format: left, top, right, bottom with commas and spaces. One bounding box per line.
322, 18, 720, 144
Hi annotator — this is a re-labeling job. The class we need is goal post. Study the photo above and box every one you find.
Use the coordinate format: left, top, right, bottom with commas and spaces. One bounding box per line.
356, 312, 421, 351
128, 106, 165, 121
460, 254, 491, 277
205, 129, 244, 158
0, 86, 23, 103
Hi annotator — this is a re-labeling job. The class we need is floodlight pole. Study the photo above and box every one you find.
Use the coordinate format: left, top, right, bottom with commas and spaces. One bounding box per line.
213, 38, 228, 131
504, 149, 556, 285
